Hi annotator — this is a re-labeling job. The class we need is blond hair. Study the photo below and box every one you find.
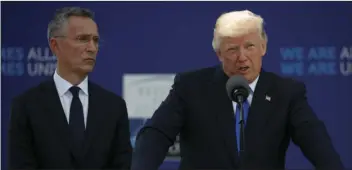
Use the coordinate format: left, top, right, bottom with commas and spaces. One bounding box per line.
212, 10, 267, 51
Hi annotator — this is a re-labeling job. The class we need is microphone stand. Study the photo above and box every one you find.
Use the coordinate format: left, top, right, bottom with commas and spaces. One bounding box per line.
237, 96, 246, 163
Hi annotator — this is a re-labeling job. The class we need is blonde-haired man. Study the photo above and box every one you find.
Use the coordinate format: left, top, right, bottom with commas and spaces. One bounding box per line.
132, 10, 344, 170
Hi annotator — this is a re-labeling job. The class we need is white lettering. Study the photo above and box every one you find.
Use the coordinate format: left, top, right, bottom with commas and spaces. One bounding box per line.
27, 47, 56, 61
340, 61, 352, 76
27, 62, 56, 76
340, 46, 352, 59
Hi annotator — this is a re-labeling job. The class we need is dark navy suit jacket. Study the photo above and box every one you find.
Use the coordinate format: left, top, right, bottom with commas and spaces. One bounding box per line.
132, 65, 344, 170
9, 80, 132, 169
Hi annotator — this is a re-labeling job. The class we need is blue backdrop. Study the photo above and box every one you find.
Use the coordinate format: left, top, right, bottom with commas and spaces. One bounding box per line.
2, 2, 352, 170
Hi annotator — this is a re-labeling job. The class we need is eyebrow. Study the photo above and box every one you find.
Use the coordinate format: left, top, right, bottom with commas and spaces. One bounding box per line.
226, 44, 239, 49
226, 41, 255, 47
76, 33, 99, 37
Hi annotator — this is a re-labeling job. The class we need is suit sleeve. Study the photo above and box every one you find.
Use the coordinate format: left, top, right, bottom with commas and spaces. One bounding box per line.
131, 74, 187, 170
109, 98, 133, 169
8, 96, 38, 169
288, 82, 344, 170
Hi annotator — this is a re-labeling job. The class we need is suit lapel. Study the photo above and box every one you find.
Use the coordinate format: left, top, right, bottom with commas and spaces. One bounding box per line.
245, 70, 276, 146
42, 80, 70, 148
208, 67, 240, 167
42, 80, 106, 160
210, 67, 276, 167
83, 81, 104, 156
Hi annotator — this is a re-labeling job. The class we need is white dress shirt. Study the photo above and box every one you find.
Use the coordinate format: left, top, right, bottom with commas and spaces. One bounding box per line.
232, 75, 259, 114
53, 70, 89, 128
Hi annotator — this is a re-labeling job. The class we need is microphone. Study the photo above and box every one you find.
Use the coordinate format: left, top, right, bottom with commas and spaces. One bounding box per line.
226, 75, 250, 103
226, 75, 250, 157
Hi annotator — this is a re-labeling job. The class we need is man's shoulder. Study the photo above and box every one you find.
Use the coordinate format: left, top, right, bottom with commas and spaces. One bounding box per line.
13, 79, 54, 103
175, 65, 220, 82
88, 81, 125, 103
263, 70, 306, 93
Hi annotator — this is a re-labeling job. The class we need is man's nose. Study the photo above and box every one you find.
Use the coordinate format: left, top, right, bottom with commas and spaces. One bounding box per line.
86, 40, 98, 52
237, 49, 248, 63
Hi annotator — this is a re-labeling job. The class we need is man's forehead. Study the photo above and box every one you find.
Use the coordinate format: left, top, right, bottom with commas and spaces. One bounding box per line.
223, 33, 261, 43
68, 29, 99, 38
75, 32, 100, 37
66, 17, 98, 33
222, 39, 254, 47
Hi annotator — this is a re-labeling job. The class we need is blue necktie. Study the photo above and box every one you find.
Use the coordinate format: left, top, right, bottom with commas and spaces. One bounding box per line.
235, 99, 249, 156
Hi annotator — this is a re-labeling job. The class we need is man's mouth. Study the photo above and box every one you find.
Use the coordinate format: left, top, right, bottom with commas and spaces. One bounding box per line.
85, 58, 95, 62
238, 66, 249, 71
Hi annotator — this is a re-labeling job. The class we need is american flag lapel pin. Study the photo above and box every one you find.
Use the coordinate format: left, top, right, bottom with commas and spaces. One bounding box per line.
265, 95, 271, 102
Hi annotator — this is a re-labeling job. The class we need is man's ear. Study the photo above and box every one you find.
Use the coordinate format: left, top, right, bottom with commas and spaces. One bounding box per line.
261, 41, 267, 56
49, 38, 58, 54
216, 50, 224, 62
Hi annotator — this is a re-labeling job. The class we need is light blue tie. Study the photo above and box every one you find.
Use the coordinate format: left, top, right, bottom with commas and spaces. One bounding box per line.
235, 99, 249, 156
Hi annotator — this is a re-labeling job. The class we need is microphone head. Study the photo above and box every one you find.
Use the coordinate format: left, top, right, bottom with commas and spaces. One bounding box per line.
226, 75, 251, 103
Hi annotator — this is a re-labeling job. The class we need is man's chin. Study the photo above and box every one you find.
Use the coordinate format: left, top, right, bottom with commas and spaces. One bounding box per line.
227, 71, 248, 77
79, 65, 95, 74
229, 72, 253, 83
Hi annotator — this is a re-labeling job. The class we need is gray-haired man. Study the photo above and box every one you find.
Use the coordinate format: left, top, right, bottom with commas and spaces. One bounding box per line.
9, 7, 132, 169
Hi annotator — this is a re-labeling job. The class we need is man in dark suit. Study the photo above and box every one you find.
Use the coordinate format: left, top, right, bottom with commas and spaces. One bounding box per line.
9, 7, 132, 169
131, 10, 344, 170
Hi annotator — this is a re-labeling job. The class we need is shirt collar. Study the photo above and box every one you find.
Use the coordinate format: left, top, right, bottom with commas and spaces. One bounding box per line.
248, 74, 259, 94
53, 70, 89, 97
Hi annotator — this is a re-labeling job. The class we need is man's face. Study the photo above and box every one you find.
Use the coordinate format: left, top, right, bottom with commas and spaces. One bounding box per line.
50, 16, 99, 75
216, 31, 267, 83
